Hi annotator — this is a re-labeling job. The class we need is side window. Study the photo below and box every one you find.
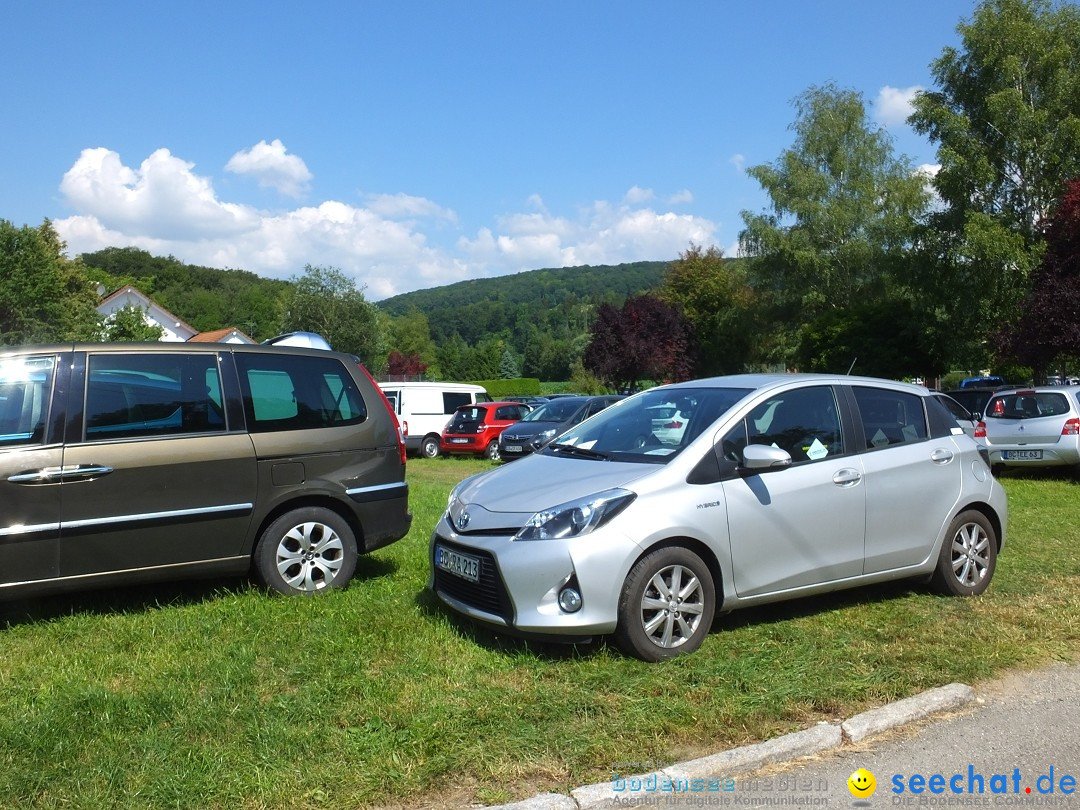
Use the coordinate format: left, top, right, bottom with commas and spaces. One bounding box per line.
852, 386, 928, 449
442, 392, 471, 413
85, 353, 224, 439
0, 354, 55, 447
382, 390, 399, 413
722, 386, 843, 464
236, 354, 367, 433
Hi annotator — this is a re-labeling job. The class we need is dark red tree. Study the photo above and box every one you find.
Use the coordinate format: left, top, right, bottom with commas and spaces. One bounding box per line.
385, 350, 428, 378
583, 294, 696, 390
1000, 177, 1080, 376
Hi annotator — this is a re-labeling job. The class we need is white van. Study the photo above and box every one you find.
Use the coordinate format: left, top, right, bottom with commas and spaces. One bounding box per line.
378, 381, 491, 457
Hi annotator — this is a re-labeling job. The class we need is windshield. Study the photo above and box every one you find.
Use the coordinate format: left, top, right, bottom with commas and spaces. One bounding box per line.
543, 387, 751, 463
521, 399, 584, 422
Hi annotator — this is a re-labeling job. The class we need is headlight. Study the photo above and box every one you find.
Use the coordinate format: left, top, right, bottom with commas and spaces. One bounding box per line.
535, 428, 558, 445
514, 488, 636, 541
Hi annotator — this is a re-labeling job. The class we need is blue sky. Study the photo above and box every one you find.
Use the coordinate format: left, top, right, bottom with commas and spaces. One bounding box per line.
2, 1, 974, 300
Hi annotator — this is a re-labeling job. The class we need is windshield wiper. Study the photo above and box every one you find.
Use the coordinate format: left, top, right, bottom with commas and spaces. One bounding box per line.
547, 442, 610, 460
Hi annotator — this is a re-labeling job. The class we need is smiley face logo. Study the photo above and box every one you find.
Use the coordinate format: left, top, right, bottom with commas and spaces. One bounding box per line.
847, 768, 877, 799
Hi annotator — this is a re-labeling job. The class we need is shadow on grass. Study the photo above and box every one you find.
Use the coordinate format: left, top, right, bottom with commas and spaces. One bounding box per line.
0, 554, 398, 630
415, 576, 932, 662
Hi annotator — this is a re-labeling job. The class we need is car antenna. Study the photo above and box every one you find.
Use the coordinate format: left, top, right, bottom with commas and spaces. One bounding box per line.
846, 357, 857, 375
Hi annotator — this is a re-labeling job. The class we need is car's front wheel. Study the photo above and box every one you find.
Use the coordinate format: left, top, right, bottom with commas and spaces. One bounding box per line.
615, 546, 716, 661
930, 510, 997, 596
254, 507, 358, 595
420, 436, 441, 458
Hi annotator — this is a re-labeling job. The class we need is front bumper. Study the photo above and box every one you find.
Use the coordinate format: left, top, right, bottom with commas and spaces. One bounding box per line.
428, 514, 639, 637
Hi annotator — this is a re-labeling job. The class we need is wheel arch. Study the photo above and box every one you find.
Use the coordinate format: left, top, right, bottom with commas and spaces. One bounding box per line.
248, 494, 364, 569
628, 535, 725, 611
956, 501, 1005, 552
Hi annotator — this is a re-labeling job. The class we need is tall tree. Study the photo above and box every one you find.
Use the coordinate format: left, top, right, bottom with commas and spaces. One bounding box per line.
661, 245, 757, 375
0, 219, 101, 344
909, 0, 1080, 335
102, 304, 165, 342
280, 265, 384, 367
739, 84, 930, 367
999, 177, 1080, 377
583, 295, 695, 391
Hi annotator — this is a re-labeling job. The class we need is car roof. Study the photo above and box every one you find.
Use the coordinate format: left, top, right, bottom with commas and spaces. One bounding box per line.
654, 372, 928, 396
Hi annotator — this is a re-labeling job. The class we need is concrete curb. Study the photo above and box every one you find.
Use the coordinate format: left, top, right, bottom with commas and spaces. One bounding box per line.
488, 682, 978, 810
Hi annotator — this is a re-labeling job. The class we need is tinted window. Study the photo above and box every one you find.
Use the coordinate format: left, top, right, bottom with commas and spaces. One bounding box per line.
494, 405, 525, 421
237, 354, 367, 433
852, 386, 928, 448
442, 392, 472, 413
985, 391, 1071, 419
85, 353, 225, 439
0, 354, 55, 447
723, 385, 844, 464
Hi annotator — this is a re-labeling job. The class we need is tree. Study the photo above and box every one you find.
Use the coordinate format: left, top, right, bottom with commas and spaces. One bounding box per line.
498, 345, 520, 379
739, 84, 930, 367
583, 295, 696, 391
386, 308, 439, 377
103, 304, 165, 342
385, 350, 428, 379
998, 177, 1080, 376
661, 245, 757, 375
280, 265, 384, 367
909, 0, 1080, 333
0, 219, 101, 344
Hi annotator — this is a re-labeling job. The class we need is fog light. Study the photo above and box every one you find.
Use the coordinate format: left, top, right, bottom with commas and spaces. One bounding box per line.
558, 588, 582, 613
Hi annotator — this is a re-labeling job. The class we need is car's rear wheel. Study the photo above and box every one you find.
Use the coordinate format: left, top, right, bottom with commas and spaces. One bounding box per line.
420, 436, 441, 458
484, 440, 500, 460
931, 510, 997, 596
254, 507, 358, 595
615, 546, 715, 661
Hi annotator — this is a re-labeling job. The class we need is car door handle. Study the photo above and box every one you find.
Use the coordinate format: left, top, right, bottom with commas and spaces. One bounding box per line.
832, 468, 862, 487
7, 464, 114, 484
930, 448, 954, 465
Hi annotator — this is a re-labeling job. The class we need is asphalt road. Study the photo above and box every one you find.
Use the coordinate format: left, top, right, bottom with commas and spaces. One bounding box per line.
650, 661, 1080, 810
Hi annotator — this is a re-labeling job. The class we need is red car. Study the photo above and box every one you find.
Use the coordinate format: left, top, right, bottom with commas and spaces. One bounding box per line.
441, 401, 530, 460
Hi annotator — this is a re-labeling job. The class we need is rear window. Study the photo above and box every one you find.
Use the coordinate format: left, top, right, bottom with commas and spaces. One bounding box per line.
237, 354, 367, 432
851, 386, 928, 449
985, 391, 1072, 420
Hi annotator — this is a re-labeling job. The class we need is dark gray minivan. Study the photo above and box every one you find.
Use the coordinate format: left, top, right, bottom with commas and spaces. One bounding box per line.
0, 341, 411, 599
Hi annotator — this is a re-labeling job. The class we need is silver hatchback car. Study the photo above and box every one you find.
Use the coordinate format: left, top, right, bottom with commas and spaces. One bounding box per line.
977, 387, 1080, 472
429, 374, 1007, 661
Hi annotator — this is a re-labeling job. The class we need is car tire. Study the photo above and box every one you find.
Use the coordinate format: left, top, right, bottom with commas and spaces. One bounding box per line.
421, 436, 441, 459
615, 546, 716, 662
254, 507, 358, 595
484, 440, 500, 461
930, 510, 997, 597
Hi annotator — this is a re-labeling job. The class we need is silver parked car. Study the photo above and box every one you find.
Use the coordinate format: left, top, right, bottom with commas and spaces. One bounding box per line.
429, 374, 1007, 661
977, 386, 1080, 472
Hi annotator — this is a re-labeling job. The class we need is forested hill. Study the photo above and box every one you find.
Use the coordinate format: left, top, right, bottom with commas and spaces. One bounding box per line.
377, 260, 669, 344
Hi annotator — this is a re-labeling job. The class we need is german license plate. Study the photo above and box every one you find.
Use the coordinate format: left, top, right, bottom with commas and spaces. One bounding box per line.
435, 545, 480, 583
450, 438, 469, 444
1003, 449, 1043, 460
504, 445, 522, 453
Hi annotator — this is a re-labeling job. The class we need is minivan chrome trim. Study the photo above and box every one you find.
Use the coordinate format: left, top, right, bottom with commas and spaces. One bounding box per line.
62, 503, 253, 530
346, 481, 408, 500
0, 522, 61, 538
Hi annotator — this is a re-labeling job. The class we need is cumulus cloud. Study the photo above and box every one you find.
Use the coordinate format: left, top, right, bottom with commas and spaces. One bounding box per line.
623, 185, 654, 205
874, 85, 924, 127
225, 139, 312, 198
54, 145, 720, 299
730, 153, 746, 172
668, 189, 694, 205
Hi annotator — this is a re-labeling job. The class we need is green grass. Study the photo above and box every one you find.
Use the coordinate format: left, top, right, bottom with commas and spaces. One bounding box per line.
2, 461, 1079, 808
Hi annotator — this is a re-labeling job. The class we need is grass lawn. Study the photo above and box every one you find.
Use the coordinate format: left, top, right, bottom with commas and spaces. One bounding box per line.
1, 461, 1078, 809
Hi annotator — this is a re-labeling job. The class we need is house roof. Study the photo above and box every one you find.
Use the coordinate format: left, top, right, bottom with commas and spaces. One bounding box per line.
188, 327, 256, 344
97, 285, 199, 338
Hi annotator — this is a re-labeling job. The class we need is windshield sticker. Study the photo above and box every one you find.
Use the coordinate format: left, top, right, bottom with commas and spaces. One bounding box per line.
902, 424, 919, 442
871, 428, 889, 448
805, 438, 828, 460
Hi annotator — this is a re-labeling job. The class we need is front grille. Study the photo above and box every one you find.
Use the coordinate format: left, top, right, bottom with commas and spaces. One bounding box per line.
433, 536, 513, 621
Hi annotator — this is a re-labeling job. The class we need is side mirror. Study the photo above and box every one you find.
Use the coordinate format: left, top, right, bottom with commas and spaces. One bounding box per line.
742, 443, 793, 471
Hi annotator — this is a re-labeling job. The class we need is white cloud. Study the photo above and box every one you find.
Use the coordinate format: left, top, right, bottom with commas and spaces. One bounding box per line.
668, 189, 694, 205
54, 146, 720, 299
225, 139, 312, 198
730, 153, 746, 172
874, 85, 924, 127
623, 185, 654, 205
